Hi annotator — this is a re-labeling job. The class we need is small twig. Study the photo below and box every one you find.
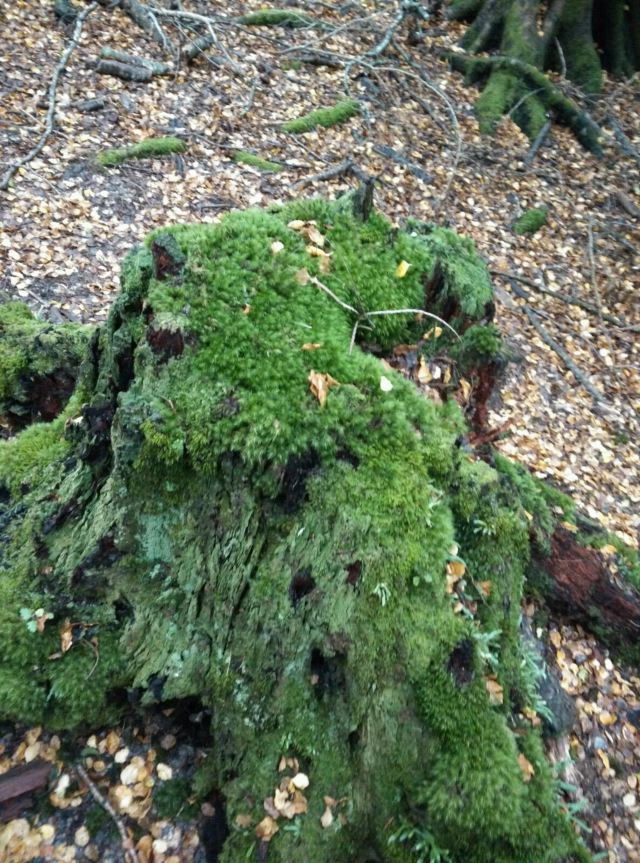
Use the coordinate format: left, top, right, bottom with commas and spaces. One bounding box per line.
0, 2, 98, 192
524, 119, 552, 166
554, 37, 567, 79
239, 73, 259, 117
490, 270, 639, 333
74, 764, 140, 863
294, 158, 355, 188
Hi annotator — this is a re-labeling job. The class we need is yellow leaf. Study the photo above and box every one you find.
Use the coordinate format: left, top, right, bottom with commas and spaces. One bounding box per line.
306, 245, 328, 257
485, 677, 504, 705
596, 750, 610, 771
599, 711, 617, 726
561, 521, 578, 533
459, 378, 471, 400
287, 220, 305, 230
447, 560, 466, 578
308, 370, 339, 407
599, 544, 617, 556
302, 343, 322, 350
304, 225, 325, 247
395, 260, 410, 278
479, 580, 492, 597
423, 326, 443, 340
518, 753, 535, 781
60, 619, 73, 653
255, 816, 279, 841
417, 357, 432, 385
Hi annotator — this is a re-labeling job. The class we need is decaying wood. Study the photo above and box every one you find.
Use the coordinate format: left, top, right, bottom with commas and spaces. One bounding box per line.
99, 46, 170, 75
96, 59, 153, 82
542, 527, 640, 643
0, 760, 51, 823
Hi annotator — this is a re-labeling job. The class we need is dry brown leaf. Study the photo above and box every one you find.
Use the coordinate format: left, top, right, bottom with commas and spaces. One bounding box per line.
320, 805, 333, 828
60, 619, 73, 653
485, 677, 504, 705
517, 753, 535, 782
235, 814, 253, 829
287, 219, 305, 231
255, 816, 279, 842
308, 370, 339, 407
295, 268, 310, 286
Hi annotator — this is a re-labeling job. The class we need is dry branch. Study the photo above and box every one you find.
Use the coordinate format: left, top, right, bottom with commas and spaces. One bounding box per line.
0, 2, 98, 192
75, 764, 140, 863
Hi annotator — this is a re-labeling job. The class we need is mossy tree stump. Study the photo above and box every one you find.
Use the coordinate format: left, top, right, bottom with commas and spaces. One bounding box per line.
1, 195, 637, 862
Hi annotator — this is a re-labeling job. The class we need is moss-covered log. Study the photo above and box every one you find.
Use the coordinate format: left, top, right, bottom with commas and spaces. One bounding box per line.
446, 0, 640, 150
2, 194, 638, 862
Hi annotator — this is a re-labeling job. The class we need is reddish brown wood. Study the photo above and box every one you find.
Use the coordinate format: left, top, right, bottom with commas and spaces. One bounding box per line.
544, 527, 640, 640
0, 759, 51, 822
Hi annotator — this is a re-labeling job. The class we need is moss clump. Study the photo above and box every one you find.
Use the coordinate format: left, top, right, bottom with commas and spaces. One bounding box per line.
97, 136, 187, 168
0, 301, 89, 431
282, 98, 360, 133
0, 198, 591, 862
514, 207, 548, 235
153, 777, 199, 819
237, 8, 315, 27
232, 150, 283, 172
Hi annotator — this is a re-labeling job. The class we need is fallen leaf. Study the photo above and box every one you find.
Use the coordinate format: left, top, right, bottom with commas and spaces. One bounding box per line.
423, 326, 443, 340
271, 241, 284, 255
417, 357, 432, 385
287, 220, 305, 230
60, 619, 73, 653
306, 244, 328, 257
295, 268, 310, 285
517, 753, 535, 781
485, 677, 504, 705
75, 826, 90, 847
235, 814, 253, 829
291, 772, 309, 790
156, 763, 172, 781
302, 343, 322, 350
304, 225, 325, 247
380, 375, 393, 392
320, 806, 333, 828
447, 560, 466, 578
395, 260, 410, 278
255, 816, 279, 841
478, 580, 492, 597
309, 370, 339, 407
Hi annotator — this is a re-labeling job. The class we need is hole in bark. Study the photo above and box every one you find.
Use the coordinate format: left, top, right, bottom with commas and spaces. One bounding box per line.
346, 560, 362, 587
199, 789, 229, 863
275, 449, 321, 514
116, 341, 135, 391
310, 647, 346, 698
147, 327, 185, 363
289, 567, 315, 608
70, 533, 122, 593
0, 485, 9, 505
348, 728, 360, 752
447, 638, 475, 686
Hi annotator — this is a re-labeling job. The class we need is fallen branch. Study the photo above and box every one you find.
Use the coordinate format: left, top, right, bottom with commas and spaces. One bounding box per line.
0, 2, 98, 192
293, 158, 355, 188
96, 59, 153, 82
75, 764, 140, 863
108, 0, 174, 52
373, 143, 432, 183
523, 118, 551, 166
99, 46, 170, 75
491, 270, 640, 333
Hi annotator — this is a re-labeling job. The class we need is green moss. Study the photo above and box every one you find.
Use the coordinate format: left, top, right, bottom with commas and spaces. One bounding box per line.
282, 99, 360, 133
237, 8, 315, 27
0, 198, 596, 862
153, 777, 199, 819
232, 150, 283, 172
0, 302, 89, 427
97, 136, 187, 167
514, 207, 548, 235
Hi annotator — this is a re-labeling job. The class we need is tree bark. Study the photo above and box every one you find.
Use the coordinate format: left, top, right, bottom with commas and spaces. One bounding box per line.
447, 0, 640, 149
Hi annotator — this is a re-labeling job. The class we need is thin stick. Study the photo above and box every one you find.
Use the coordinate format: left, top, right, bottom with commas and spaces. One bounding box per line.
75, 764, 140, 863
0, 2, 98, 192
294, 158, 355, 188
490, 270, 639, 332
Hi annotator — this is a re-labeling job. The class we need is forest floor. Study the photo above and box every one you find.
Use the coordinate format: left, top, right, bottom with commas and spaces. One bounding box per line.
0, 1, 639, 861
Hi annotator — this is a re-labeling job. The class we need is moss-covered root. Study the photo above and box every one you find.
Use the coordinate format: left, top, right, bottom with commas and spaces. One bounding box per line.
0, 302, 89, 432
514, 206, 548, 235
232, 150, 283, 172
97, 136, 187, 167
237, 8, 315, 28
283, 99, 360, 133
447, 52, 603, 154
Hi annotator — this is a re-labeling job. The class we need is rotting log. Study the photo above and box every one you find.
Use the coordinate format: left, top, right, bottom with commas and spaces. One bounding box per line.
2, 191, 637, 863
